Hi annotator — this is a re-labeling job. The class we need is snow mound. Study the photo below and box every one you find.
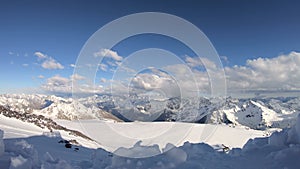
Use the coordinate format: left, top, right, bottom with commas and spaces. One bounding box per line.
110, 143, 187, 169
41, 152, 72, 169
9, 155, 31, 169
269, 114, 300, 146
4, 139, 39, 167
114, 141, 161, 158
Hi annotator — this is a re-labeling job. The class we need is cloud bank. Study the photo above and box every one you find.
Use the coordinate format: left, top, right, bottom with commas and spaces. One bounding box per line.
226, 51, 300, 92
41, 51, 300, 97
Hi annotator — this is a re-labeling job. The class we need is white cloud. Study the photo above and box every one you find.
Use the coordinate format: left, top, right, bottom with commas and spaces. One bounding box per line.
100, 78, 107, 83
221, 56, 228, 63
22, 64, 29, 67
126, 51, 300, 96
107, 65, 209, 97
107, 61, 117, 67
34, 51, 47, 59
163, 64, 209, 94
41, 74, 103, 94
38, 75, 44, 79
40, 51, 300, 96
34, 51, 64, 70
94, 48, 123, 61
129, 68, 182, 97
131, 74, 163, 90
70, 64, 76, 68
182, 52, 300, 93
41, 57, 64, 70
185, 56, 217, 71
98, 63, 108, 71
8, 52, 14, 55
185, 56, 202, 67
48, 75, 70, 86
225, 51, 300, 91
41, 75, 70, 93
70, 73, 85, 81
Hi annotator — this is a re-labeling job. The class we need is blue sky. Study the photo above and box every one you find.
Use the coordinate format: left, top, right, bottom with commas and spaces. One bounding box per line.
1, 0, 300, 96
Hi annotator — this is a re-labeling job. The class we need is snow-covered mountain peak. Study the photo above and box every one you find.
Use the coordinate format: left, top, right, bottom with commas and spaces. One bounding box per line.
0, 94, 121, 121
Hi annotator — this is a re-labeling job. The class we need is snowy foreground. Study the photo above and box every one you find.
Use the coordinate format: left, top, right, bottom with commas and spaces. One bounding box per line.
0, 115, 300, 169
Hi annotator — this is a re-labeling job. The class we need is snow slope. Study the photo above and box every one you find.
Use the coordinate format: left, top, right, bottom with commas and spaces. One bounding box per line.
56, 120, 265, 154
0, 113, 266, 154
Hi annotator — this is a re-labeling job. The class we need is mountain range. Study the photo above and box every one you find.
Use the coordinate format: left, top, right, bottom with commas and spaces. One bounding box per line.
0, 94, 299, 130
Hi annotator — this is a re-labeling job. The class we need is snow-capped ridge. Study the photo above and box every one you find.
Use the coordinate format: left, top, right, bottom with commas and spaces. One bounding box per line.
0, 94, 121, 121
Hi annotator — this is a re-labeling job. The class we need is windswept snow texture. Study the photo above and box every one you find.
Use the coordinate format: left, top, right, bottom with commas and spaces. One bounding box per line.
0, 115, 299, 169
